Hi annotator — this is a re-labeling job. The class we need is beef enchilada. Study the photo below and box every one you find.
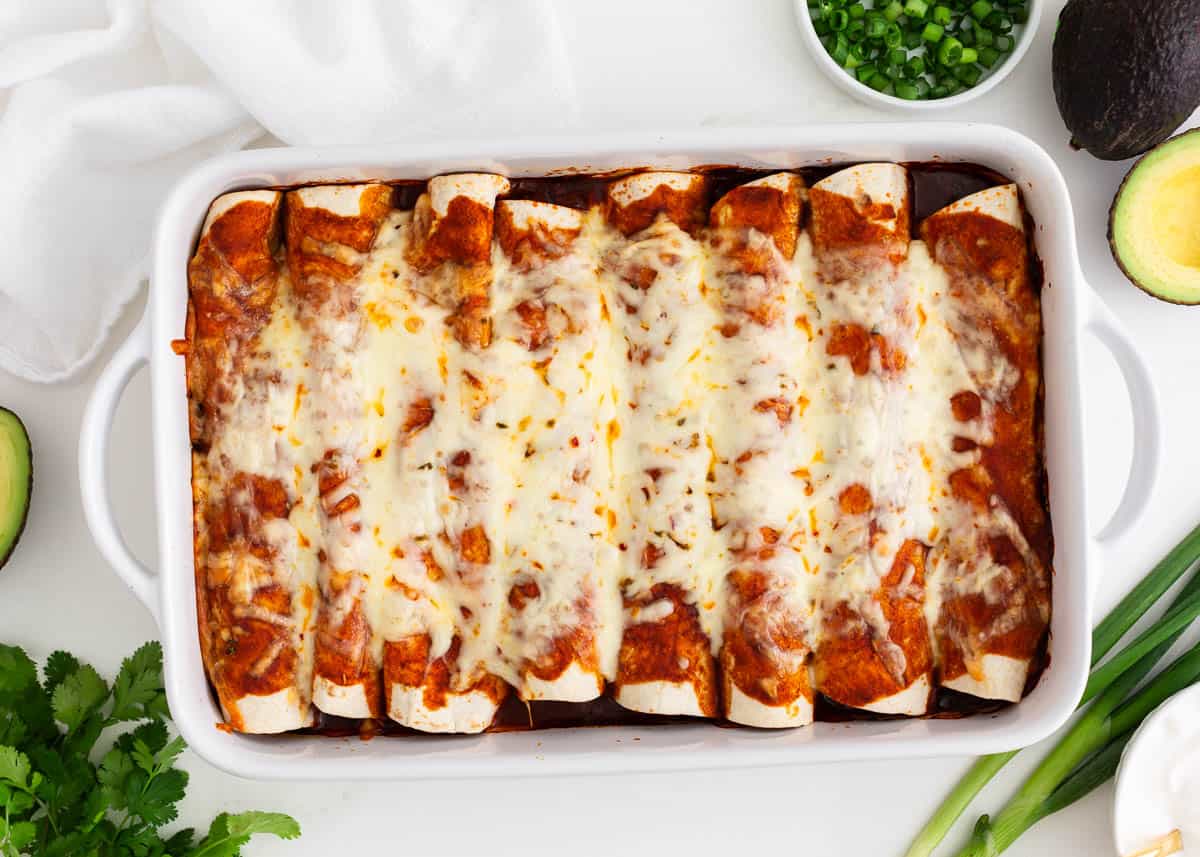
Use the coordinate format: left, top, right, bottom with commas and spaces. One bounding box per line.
183, 162, 1051, 736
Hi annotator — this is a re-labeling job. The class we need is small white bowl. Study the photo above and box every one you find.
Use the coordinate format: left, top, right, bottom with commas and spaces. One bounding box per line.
1113, 683, 1200, 856
793, 0, 1041, 111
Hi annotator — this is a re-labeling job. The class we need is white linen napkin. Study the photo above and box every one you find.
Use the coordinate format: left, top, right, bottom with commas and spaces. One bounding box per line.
0, 0, 576, 382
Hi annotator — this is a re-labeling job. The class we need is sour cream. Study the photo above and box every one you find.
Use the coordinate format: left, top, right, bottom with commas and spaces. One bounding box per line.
1115, 684, 1200, 856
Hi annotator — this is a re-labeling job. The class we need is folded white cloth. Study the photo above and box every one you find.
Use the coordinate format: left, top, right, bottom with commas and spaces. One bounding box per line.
0, 0, 576, 382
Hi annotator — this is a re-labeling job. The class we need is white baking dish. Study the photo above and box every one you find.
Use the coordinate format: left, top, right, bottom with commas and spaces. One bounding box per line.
80, 124, 1161, 780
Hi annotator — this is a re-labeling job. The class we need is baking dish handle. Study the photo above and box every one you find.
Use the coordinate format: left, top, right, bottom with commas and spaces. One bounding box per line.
79, 314, 158, 619
1086, 293, 1162, 545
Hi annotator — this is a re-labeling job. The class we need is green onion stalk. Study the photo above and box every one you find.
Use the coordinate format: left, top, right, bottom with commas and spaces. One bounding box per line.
959, 641, 1200, 856
902, 522, 1200, 857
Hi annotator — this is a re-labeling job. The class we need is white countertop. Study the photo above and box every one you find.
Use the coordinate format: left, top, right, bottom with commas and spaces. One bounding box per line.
2, 1, 1198, 854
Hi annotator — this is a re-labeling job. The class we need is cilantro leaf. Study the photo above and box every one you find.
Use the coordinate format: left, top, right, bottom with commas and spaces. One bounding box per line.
31, 745, 95, 835
0, 647, 37, 699
51, 665, 108, 732
0, 816, 38, 855
2, 781, 34, 818
136, 719, 170, 754
223, 811, 302, 840
186, 811, 301, 857
131, 739, 157, 775
2, 683, 52, 748
62, 715, 106, 762
0, 707, 27, 748
144, 736, 185, 776
42, 828, 102, 857
25, 739, 65, 782
163, 827, 196, 855
7, 819, 36, 851
110, 642, 165, 723
97, 747, 135, 811
42, 651, 81, 694
80, 785, 110, 832
128, 720, 170, 772
128, 767, 187, 828
117, 823, 167, 856
0, 745, 32, 790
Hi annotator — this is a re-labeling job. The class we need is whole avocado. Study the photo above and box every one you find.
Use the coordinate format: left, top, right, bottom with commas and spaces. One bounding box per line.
1053, 0, 1200, 161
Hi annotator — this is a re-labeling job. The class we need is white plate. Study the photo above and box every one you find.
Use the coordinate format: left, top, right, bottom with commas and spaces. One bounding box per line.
80, 124, 1159, 779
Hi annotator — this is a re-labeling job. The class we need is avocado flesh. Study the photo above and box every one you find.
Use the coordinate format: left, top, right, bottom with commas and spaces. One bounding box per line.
0, 407, 31, 570
1109, 130, 1200, 304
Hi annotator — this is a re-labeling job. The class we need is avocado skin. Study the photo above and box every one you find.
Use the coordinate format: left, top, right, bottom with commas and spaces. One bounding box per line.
0, 406, 31, 571
1053, 0, 1200, 161
1107, 128, 1200, 305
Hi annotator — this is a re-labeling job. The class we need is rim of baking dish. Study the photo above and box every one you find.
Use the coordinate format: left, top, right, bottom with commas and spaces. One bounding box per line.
144, 124, 1095, 779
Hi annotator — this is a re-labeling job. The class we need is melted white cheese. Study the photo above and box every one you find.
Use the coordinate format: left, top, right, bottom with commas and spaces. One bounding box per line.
704, 225, 820, 726
200, 244, 321, 731
355, 214, 461, 665
605, 214, 727, 646
488, 212, 622, 697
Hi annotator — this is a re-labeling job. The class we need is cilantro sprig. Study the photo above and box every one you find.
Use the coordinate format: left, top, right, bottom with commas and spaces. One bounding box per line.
0, 642, 299, 856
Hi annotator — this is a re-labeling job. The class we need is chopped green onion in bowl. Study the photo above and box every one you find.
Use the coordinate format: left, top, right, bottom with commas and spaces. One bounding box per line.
806, 0, 1028, 102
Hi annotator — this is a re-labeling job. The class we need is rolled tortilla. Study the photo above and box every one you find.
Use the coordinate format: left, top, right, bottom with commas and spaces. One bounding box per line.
807, 164, 934, 716
605, 171, 708, 238
187, 190, 319, 733
918, 184, 1050, 703
382, 175, 513, 732
286, 183, 393, 719
406, 173, 511, 348
489, 200, 616, 702
604, 172, 722, 718
385, 636, 508, 734
707, 173, 818, 728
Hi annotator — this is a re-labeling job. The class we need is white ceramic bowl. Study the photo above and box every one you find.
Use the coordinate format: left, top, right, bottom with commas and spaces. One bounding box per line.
793, 0, 1041, 111
81, 124, 1158, 780
1114, 684, 1200, 856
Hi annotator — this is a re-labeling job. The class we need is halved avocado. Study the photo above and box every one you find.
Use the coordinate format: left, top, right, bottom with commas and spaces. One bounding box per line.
1109, 129, 1200, 304
0, 407, 31, 570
